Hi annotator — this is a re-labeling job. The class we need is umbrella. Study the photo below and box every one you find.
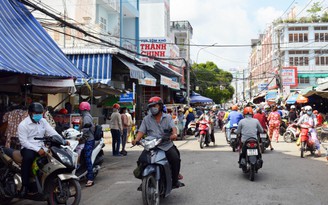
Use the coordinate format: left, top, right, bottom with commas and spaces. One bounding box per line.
190, 93, 213, 103
296, 94, 308, 104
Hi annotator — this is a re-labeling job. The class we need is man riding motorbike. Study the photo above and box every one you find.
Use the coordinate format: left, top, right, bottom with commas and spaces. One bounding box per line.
226, 105, 244, 142
132, 96, 184, 189
297, 105, 321, 156
17, 102, 69, 197
197, 108, 215, 144
236, 107, 264, 166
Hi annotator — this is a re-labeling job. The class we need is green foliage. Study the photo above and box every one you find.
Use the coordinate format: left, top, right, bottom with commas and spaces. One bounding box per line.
306, 2, 322, 22
321, 12, 328, 22
191, 61, 234, 104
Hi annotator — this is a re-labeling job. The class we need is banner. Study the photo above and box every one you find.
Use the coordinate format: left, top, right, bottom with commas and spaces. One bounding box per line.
282, 67, 298, 87
119, 93, 133, 103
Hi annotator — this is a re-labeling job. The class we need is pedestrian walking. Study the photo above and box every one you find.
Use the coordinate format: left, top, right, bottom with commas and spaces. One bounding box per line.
268, 105, 281, 143
120, 107, 129, 156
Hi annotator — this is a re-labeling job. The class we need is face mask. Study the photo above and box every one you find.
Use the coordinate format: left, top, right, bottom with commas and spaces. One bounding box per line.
204, 111, 208, 114
307, 111, 312, 115
32, 114, 43, 122
150, 107, 160, 116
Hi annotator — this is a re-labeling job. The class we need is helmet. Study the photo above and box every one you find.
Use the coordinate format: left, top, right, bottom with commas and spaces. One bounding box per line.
28, 102, 44, 113
290, 105, 296, 109
79, 102, 91, 111
189, 107, 193, 112
59, 108, 68, 114
243, 106, 253, 115
304, 105, 312, 111
313, 110, 318, 115
231, 105, 238, 111
113, 103, 120, 109
147, 96, 163, 108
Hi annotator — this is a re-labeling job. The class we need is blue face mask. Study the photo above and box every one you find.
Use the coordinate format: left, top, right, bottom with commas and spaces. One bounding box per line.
32, 114, 43, 122
307, 111, 312, 115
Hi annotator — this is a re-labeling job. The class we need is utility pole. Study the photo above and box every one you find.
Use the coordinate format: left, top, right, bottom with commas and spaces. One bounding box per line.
186, 62, 190, 106
249, 71, 252, 99
242, 69, 245, 101
277, 30, 283, 95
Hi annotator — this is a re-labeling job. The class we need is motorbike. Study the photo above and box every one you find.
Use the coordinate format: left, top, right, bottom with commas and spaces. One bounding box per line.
230, 125, 240, 152
259, 131, 270, 153
0, 135, 81, 205
186, 120, 196, 135
279, 117, 288, 136
299, 123, 316, 158
198, 119, 212, 149
239, 137, 263, 181
133, 135, 184, 205
62, 128, 105, 181
283, 122, 300, 143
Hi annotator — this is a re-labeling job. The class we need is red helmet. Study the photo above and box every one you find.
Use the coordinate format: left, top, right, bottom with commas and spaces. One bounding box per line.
243, 106, 253, 115
59, 108, 68, 114
231, 105, 238, 111
79, 102, 91, 111
313, 110, 318, 115
147, 96, 163, 108
113, 103, 120, 109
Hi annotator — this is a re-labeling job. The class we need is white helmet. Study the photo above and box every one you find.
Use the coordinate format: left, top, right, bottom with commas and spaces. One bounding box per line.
290, 105, 296, 109
304, 105, 312, 111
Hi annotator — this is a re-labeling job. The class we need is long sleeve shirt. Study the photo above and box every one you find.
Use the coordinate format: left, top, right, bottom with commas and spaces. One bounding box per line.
18, 116, 58, 152
110, 111, 123, 131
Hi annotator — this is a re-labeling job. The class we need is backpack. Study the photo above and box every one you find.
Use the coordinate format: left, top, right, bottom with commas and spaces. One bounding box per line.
94, 125, 104, 140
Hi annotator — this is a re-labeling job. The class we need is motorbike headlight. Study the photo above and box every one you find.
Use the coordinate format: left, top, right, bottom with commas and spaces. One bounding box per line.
57, 152, 73, 167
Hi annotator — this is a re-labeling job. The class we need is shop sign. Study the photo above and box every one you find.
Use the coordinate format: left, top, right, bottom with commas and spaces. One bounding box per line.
119, 93, 133, 102
160, 75, 180, 90
282, 67, 298, 87
258, 83, 268, 92
138, 78, 156, 87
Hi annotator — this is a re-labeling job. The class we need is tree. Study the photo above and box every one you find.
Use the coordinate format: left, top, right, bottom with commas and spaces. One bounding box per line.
307, 2, 322, 22
191, 61, 234, 104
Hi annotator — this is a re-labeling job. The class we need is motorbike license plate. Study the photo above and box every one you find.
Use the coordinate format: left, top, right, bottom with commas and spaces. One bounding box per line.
191, 128, 195, 131
231, 134, 237, 139
247, 149, 258, 156
260, 133, 267, 138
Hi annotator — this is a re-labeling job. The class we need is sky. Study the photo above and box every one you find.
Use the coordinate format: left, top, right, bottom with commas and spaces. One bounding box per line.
170, 0, 324, 71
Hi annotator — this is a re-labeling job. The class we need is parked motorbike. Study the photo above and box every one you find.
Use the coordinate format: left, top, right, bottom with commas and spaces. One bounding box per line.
133, 135, 184, 205
239, 137, 263, 181
299, 123, 316, 158
230, 126, 240, 152
317, 123, 328, 143
0, 135, 81, 205
62, 128, 105, 180
198, 119, 212, 149
279, 118, 288, 136
186, 121, 196, 135
283, 122, 300, 143
258, 131, 270, 153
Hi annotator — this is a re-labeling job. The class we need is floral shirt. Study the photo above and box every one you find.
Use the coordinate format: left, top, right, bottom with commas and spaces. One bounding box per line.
3, 109, 28, 147
268, 111, 281, 126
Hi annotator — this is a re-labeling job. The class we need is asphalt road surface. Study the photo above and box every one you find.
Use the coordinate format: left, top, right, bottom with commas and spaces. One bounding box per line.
13, 129, 328, 205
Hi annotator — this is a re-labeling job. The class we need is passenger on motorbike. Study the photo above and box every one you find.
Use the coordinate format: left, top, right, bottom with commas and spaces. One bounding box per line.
226, 105, 244, 142
236, 107, 264, 166
184, 107, 195, 136
17, 102, 69, 197
132, 96, 184, 189
297, 105, 321, 156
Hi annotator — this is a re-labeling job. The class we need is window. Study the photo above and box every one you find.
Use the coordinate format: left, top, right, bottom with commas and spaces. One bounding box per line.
289, 33, 309, 42
298, 77, 310, 84
315, 56, 328, 65
100, 17, 107, 31
314, 33, 328, 42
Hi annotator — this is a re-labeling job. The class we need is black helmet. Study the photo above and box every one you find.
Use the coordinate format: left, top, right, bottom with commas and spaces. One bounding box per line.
28, 102, 44, 113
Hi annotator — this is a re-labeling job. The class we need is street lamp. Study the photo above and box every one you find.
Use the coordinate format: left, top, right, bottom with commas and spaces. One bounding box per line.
196, 43, 218, 63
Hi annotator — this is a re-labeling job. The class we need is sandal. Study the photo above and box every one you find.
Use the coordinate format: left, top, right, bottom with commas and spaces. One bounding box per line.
85, 180, 94, 187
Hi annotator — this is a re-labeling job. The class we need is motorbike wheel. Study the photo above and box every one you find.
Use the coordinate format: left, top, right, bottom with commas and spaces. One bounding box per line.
142, 174, 159, 205
260, 143, 265, 154
283, 132, 293, 143
200, 134, 205, 149
249, 165, 255, 181
47, 178, 81, 205
0, 194, 13, 205
301, 142, 305, 158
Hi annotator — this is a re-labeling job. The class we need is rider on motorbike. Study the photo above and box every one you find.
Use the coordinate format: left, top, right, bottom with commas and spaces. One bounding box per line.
226, 105, 244, 142
236, 107, 264, 166
17, 102, 69, 196
297, 105, 321, 156
197, 108, 215, 144
132, 96, 184, 189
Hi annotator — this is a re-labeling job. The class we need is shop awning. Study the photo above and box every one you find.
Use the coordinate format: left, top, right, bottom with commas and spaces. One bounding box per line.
190, 93, 213, 103
0, 0, 85, 78
265, 90, 278, 100
66, 54, 112, 85
286, 93, 299, 104
139, 71, 157, 87
154, 62, 182, 78
296, 94, 308, 104
116, 57, 145, 80
298, 73, 328, 78
161, 75, 180, 90
31, 77, 76, 94
316, 82, 328, 91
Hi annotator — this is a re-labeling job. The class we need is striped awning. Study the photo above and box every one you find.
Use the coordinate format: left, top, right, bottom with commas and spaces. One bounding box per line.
116, 57, 145, 80
66, 54, 112, 85
0, 0, 85, 78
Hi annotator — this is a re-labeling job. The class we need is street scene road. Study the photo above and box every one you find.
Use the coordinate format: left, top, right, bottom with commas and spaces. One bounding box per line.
14, 130, 328, 205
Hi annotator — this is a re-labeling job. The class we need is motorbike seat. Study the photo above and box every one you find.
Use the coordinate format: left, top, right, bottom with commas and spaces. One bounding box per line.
2, 147, 22, 164
94, 140, 101, 148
